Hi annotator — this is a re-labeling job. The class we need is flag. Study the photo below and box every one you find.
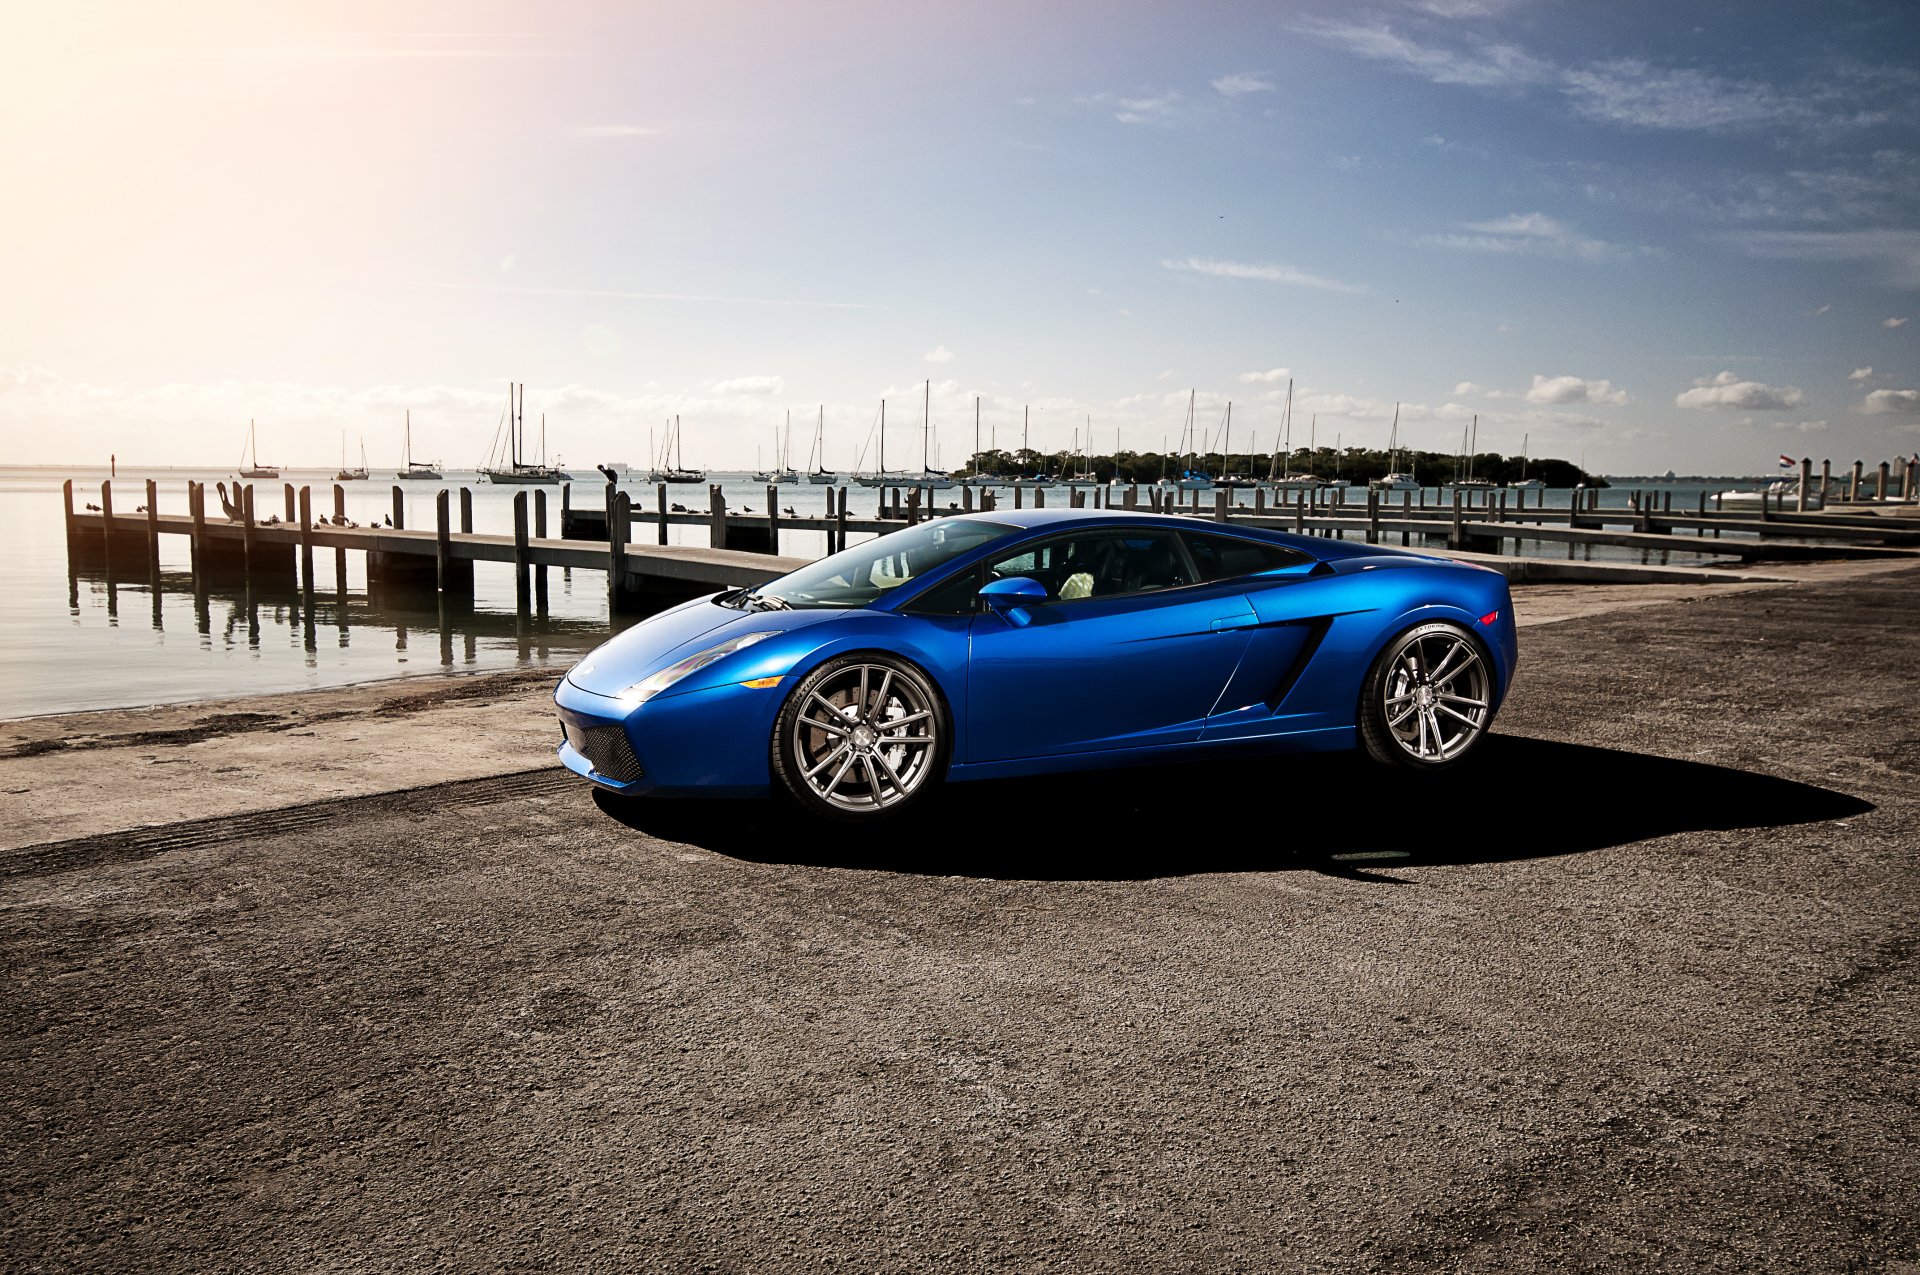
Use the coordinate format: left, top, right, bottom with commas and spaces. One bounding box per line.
1778, 454, 1796, 468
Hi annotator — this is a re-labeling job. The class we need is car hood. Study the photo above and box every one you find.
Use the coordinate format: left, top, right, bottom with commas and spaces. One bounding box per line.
565, 595, 842, 700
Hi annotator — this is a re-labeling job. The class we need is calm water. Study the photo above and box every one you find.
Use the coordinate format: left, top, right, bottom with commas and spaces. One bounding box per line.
2, 467, 1768, 719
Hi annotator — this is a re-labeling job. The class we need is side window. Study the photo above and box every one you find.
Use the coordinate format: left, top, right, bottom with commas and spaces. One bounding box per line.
986, 531, 1192, 602
902, 565, 983, 616
1182, 533, 1313, 582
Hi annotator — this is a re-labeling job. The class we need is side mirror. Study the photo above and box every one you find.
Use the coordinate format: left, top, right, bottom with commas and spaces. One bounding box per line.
978, 576, 1048, 611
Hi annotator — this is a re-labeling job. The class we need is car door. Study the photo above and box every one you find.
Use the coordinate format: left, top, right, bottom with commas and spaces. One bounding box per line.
965, 528, 1256, 762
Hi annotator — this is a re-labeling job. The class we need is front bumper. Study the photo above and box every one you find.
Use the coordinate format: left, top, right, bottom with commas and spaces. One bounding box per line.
552, 675, 782, 798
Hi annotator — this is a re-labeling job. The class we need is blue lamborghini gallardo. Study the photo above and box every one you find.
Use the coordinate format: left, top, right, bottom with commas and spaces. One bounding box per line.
554, 509, 1517, 819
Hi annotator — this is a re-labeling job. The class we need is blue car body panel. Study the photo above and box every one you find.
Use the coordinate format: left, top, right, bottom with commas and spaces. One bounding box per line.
553, 509, 1518, 797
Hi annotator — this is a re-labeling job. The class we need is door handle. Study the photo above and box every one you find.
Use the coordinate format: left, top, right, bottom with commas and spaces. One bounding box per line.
1209, 614, 1257, 632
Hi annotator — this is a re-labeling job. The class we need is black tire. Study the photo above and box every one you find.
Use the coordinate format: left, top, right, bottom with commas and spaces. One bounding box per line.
770, 653, 950, 820
1357, 621, 1496, 770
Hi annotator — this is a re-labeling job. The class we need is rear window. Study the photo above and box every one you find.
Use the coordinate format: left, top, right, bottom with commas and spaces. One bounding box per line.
1181, 533, 1313, 582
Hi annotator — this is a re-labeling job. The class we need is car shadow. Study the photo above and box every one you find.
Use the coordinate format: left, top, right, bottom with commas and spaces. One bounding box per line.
588, 735, 1874, 882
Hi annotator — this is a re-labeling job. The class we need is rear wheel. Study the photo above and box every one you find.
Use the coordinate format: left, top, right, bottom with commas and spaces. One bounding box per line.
1358, 622, 1494, 770
771, 654, 948, 820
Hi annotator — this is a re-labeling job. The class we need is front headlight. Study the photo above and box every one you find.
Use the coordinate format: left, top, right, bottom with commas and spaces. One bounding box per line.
616, 632, 774, 706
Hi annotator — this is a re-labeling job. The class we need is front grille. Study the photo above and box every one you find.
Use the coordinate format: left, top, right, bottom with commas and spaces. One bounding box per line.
562, 720, 643, 783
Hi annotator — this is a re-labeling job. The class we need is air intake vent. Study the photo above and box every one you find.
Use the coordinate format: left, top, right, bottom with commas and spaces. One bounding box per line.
563, 721, 643, 783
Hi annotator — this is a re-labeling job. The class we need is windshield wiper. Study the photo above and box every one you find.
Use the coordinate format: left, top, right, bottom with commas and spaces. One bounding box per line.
745, 591, 791, 611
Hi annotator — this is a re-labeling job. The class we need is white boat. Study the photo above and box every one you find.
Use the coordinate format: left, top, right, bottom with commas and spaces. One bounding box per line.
1715, 480, 1823, 510
481, 385, 573, 484
1369, 404, 1417, 491
396, 410, 442, 480
1511, 433, 1545, 489
804, 407, 837, 485
334, 432, 370, 482
238, 419, 279, 479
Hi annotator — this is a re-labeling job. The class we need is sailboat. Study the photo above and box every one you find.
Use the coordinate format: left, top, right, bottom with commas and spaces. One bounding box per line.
1326, 430, 1349, 490
1216, 404, 1261, 488
1450, 415, 1495, 489
482, 383, 572, 483
658, 415, 705, 484
751, 418, 779, 483
334, 432, 370, 482
1371, 403, 1420, 491
777, 412, 800, 484
1010, 406, 1056, 488
238, 420, 278, 479
855, 399, 907, 487
909, 380, 956, 489
397, 410, 442, 480
1173, 391, 1214, 491
1511, 433, 1546, 490
806, 406, 837, 484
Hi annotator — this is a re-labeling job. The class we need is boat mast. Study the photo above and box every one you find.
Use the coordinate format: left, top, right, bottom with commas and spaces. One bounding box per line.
922, 379, 930, 473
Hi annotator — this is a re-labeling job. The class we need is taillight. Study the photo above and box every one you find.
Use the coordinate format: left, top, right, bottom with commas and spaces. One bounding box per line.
1480, 611, 1500, 626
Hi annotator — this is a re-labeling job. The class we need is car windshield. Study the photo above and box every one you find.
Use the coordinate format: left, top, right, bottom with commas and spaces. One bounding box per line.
746, 517, 1017, 609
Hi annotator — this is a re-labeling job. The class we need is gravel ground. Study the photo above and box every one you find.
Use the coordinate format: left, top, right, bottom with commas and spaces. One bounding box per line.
3, 567, 1917, 1272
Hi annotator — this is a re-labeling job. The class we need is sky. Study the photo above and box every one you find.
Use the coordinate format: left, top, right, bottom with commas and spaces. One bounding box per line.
2, 0, 1917, 476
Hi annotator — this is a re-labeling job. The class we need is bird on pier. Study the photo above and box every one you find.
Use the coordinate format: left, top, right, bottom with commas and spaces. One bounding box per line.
742, 504, 754, 513
596, 464, 620, 483
670, 502, 687, 513
783, 506, 797, 516
135, 504, 149, 513
84, 502, 101, 512
382, 514, 393, 527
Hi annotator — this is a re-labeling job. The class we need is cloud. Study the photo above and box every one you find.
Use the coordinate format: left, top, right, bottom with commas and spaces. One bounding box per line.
1296, 21, 1552, 89
431, 282, 886, 311
1675, 371, 1805, 411
574, 124, 661, 138
1161, 256, 1368, 294
1862, 389, 1920, 414
1889, 316, 1911, 328
1079, 90, 1183, 125
1301, 22, 1908, 137
1850, 367, 1874, 381
1813, 303, 1832, 315
1237, 368, 1291, 384
923, 345, 955, 364
1525, 374, 1630, 406
1212, 72, 1274, 97
1561, 61, 1788, 131
1722, 230, 1920, 290
1454, 381, 1482, 396
1776, 420, 1830, 433
1420, 212, 1630, 261
710, 375, 784, 395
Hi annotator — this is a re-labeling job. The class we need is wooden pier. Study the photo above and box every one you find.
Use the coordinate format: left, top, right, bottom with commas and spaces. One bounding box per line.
63, 467, 1917, 619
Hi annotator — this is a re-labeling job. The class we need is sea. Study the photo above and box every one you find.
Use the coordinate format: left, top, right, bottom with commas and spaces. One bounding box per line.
1, 466, 1781, 720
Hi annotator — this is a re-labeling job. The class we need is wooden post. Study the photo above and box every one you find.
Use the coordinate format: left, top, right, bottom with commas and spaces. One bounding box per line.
333, 483, 348, 586
98, 480, 114, 576
145, 478, 160, 577
1450, 488, 1464, 549
766, 483, 780, 555
561, 482, 571, 525
835, 487, 848, 552
299, 486, 315, 590
512, 491, 530, 611
435, 489, 451, 592
240, 484, 255, 577
962, 486, 974, 513
1798, 458, 1812, 512
1819, 459, 1831, 505
607, 491, 629, 614
1400, 491, 1411, 546
284, 482, 295, 524
62, 478, 75, 555
656, 482, 669, 545
906, 486, 923, 523
1014, 486, 1023, 510
1876, 461, 1889, 500
391, 485, 405, 530
1034, 489, 1045, 510
1366, 488, 1380, 544
708, 484, 728, 549
535, 488, 547, 538
1124, 485, 1138, 511
1849, 460, 1863, 502
1253, 488, 1265, 515
1294, 490, 1306, 534
189, 482, 205, 579
460, 486, 473, 534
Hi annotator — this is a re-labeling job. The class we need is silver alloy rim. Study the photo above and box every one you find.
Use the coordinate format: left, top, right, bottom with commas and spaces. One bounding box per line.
1382, 629, 1490, 762
792, 663, 937, 811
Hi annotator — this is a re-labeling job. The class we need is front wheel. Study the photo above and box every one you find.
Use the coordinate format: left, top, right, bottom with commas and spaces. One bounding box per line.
770, 654, 949, 820
1358, 622, 1495, 770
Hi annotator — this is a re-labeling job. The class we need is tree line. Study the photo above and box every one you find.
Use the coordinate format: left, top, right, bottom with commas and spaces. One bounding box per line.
954, 447, 1605, 488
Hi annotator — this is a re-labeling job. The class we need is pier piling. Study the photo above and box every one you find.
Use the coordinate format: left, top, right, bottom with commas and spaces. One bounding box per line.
299, 487, 315, 592
513, 491, 531, 612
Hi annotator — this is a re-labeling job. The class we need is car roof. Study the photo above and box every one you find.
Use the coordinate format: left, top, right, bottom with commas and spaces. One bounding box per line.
968, 507, 1181, 532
